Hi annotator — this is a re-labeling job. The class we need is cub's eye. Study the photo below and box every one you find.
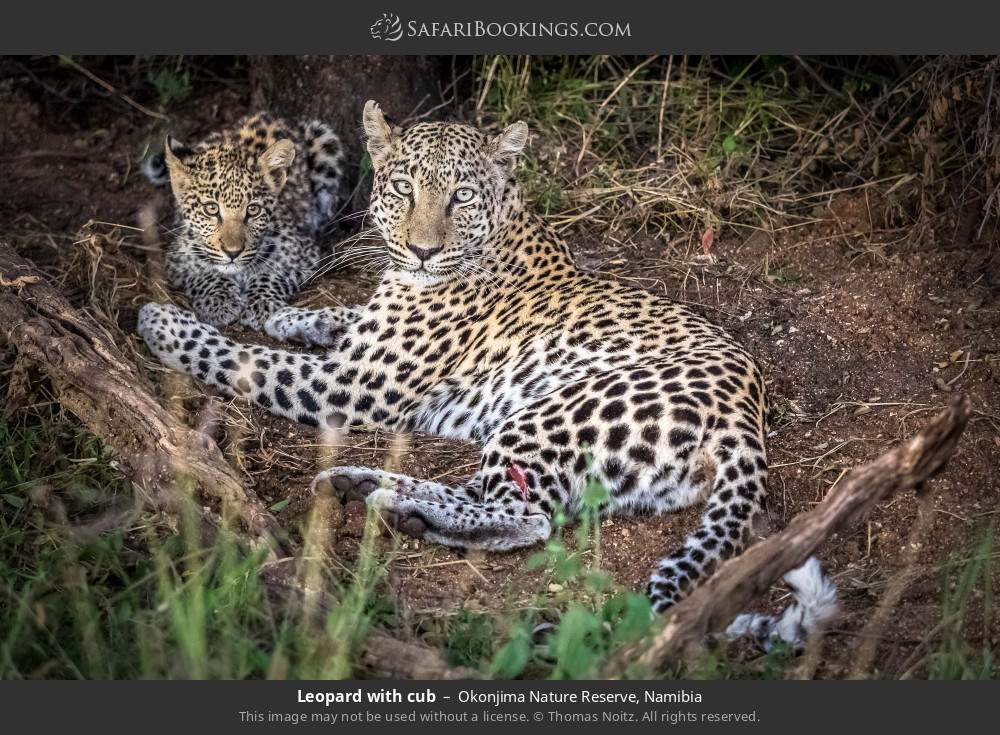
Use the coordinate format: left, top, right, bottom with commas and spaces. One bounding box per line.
391, 179, 413, 197
453, 187, 476, 204
246, 203, 262, 217
202, 201, 220, 216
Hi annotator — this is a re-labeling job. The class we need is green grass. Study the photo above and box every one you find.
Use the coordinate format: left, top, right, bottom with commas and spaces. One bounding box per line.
0, 415, 664, 680
928, 532, 995, 680
148, 65, 192, 108
434, 470, 660, 679
471, 55, 998, 248
470, 56, 871, 240
0, 403, 392, 679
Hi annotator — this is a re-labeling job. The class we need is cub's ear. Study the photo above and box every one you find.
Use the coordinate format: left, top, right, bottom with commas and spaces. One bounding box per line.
163, 135, 193, 191
258, 139, 296, 191
489, 121, 529, 173
163, 136, 193, 167
363, 100, 397, 169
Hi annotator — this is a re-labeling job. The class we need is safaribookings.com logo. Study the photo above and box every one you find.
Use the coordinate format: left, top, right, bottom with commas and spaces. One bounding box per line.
370, 14, 631, 41
370, 13, 404, 41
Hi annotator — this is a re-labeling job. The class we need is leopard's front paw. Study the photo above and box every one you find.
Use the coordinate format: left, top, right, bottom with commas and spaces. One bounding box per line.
310, 466, 386, 502
137, 302, 200, 366
366, 488, 429, 539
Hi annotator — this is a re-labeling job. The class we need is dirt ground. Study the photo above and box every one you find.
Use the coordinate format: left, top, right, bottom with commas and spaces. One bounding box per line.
2, 67, 998, 678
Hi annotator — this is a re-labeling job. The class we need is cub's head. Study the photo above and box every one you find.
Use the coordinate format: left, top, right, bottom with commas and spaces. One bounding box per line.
163, 135, 295, 268
363, 100, 528, 283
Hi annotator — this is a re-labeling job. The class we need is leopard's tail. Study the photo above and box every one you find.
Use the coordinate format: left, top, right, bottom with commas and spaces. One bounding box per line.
725, 557, 839, 651
298, 119, 347, 231
143, 151, 169, 186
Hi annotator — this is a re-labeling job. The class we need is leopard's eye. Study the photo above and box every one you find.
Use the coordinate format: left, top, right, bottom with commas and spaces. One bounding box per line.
453, 187, 477, 204
202, 201, 220, 216
246, 203, 262, 217
391, 179, 413, 197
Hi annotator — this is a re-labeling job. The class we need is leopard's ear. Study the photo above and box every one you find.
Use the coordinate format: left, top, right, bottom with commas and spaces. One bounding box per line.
258, 139, 296, 191
163, 135, 192, 191
363, 100, 397, 169
489, 121, 528, 173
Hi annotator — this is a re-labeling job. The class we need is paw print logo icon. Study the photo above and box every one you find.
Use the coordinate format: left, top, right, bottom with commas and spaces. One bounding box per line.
370, 13, 403, 41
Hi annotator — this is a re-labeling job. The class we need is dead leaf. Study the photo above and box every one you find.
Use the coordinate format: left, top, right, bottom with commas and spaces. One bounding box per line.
701, 226, 714, 255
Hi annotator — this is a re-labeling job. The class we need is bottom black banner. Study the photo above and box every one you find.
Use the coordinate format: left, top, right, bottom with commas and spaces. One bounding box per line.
0, 680, 992, 732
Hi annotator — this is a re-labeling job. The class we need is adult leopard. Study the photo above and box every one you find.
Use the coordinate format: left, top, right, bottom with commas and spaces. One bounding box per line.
138, 101, 835, 639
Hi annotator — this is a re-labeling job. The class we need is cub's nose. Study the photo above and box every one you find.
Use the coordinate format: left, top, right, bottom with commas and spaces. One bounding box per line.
221, 243, 244, 260
407, 244, 442, 263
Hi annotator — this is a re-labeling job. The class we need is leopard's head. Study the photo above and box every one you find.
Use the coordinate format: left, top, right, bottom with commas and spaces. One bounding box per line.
164, 135, 295, 269
363, 100, 528, 285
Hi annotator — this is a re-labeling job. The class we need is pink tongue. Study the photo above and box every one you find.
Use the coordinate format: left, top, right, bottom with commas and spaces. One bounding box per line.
506, 463, 528, 501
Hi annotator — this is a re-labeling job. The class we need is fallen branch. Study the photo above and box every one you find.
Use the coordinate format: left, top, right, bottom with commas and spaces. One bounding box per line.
0, 242, 284, 550
604, 395, 972, 677
362, 633, 481, 679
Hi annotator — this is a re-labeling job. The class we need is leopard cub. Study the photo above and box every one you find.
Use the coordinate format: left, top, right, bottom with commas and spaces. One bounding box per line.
145, 112, 356, 345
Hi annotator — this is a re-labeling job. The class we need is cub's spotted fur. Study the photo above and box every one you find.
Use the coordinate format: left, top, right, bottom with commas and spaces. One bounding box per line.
139, 102, 834, 630
147, 113, 354, 344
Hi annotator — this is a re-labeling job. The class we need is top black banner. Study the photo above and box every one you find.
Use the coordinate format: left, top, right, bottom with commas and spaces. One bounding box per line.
3, 0, 1000, 54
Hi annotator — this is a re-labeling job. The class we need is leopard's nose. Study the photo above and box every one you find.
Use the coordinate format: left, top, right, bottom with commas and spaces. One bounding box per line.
407, 244, 442, 263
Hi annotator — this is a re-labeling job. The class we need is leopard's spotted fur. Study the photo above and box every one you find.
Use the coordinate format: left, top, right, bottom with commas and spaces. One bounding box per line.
138, 102, 772, 613
147, 113, 355, 345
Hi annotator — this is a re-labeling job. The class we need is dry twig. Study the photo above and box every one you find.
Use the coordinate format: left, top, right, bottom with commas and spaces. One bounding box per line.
57, 55, 169, 121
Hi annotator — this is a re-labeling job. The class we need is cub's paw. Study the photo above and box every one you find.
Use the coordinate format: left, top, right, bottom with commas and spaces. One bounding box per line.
241, 297, 287, 332
193, 295, 243, 328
